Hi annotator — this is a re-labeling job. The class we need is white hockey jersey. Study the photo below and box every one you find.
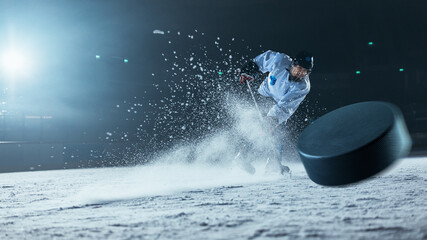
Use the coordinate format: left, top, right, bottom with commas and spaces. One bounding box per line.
254, 50, 311, 124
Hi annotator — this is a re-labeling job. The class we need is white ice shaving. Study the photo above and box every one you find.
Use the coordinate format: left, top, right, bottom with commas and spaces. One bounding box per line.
153, 29, 165, 35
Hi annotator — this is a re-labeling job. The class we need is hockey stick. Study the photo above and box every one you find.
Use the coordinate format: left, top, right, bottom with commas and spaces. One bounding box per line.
246, 80, 264, 121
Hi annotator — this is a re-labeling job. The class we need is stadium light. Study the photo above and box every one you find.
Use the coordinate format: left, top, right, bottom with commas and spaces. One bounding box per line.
3, 51, 25, 72
1, 50, 30, 76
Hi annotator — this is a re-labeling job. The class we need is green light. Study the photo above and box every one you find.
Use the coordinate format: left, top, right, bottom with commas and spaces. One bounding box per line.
356, 71, 361, 74
218, 71, 223, 75
368, 42, 374, 46
399, 68, 404, 72
124, 59, 129, 63
95, 55, 100, 59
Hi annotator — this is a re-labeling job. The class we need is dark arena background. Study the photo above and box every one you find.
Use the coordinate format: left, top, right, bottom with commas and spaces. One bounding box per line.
0, 1, 426, 239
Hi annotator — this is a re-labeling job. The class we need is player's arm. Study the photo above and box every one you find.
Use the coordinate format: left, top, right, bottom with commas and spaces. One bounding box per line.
239, 50, 282, 84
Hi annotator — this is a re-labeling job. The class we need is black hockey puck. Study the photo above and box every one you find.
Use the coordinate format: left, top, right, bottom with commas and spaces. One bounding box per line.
297, 101, 412, 186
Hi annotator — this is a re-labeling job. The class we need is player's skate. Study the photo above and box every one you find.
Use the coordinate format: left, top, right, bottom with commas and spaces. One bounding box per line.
264, 157, 290, 176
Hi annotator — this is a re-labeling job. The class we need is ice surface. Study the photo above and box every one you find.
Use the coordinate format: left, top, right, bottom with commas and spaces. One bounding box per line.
0, 158, 426, 239
76, 162, 282, 205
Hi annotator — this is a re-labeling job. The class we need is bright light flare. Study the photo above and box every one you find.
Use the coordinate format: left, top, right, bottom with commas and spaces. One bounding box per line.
2, 50, 29, 76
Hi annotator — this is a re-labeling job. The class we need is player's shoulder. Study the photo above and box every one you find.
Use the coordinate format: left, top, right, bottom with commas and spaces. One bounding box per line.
275, 51, 293, 67
264, 50, 290, 60
263, 50, 292, 68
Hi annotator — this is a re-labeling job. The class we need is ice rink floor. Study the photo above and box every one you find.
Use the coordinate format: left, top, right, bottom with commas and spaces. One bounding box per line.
1, 157, 426, 239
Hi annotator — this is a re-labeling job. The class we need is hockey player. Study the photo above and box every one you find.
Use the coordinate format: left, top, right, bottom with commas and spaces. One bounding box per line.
238, 50, 314, 174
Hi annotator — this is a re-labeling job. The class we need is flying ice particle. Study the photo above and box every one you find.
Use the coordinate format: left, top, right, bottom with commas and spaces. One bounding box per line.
153, 30, 165, 35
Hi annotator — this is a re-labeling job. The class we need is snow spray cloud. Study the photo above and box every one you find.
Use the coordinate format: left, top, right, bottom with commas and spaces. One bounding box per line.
76, 103, 285, 205
104, 29, 322, 164
105, 30, 265, 150
75, 31, 308, 204
150, 99, 278, 166
76, 162, 283, 205
76, 88, 300, 204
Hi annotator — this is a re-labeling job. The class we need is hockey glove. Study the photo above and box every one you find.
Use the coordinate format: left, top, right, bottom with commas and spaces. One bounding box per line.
240, 73, 255, 84
239, 60, 259, 84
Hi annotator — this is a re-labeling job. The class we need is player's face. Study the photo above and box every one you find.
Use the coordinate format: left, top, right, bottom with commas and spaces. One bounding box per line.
291, 65, 309, 79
